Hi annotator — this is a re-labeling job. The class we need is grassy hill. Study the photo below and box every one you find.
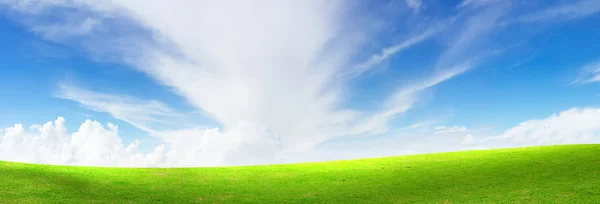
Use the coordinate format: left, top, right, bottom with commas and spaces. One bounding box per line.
1, 145, 599, 203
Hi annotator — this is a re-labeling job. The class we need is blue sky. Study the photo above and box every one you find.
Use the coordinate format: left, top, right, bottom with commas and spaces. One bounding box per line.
0, 0, 600, 167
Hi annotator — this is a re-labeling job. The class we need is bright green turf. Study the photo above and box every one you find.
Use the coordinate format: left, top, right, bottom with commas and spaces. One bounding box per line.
1, 145, 599, 203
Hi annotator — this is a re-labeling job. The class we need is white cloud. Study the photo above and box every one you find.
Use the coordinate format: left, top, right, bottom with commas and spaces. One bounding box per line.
0, 117, 284, 167
518, 0, 600, 23
460, 134, 476, 145
345, 3, 510, 136
572, 58, 600, 84
405, 0, 421, 13
341, 26, 441, 78
502, 108, 600, 145
456, 0, 500, 9
435, 4, 507, 69
0, 117, 166, 167
344, 108, 600, 160
32, 17, 100, 41
57, 84, 182, 133
400, 120, 437, 130
154, 120, 284, 166
93, 0, 363, 151
2, 107, 600, 167
434, 126, 468, 134
361, 3, 509, 132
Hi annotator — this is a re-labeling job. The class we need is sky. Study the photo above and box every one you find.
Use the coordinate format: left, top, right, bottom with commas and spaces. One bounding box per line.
0, 0, 599, 167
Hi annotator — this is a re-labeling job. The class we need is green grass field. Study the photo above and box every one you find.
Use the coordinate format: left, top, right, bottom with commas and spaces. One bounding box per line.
1, 144, 599, 203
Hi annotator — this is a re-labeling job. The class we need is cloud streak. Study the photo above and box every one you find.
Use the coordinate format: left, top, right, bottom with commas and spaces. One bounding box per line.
342, 26, 441, 78
572, 58, 600, 84
57, 84, 182, 133
517, 0, 600, 23
434, 126, 468, 135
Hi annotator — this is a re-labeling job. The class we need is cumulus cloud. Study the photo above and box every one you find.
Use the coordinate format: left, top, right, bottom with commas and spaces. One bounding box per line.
501, 108, 600, 145
155, 121, 284, 167
0, 117, 283, 167
2, 107, 600, 167
0, 117, 166, 167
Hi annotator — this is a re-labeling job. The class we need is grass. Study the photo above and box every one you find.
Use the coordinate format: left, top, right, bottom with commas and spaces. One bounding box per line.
1, 144, 599, 203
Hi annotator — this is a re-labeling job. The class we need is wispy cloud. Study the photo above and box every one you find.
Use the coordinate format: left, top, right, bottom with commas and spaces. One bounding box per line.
354, 4, 510, 135
434, 126, 468, 134
32, 17, 101, 41
400, 120, 437, 130
57, 84, 181, 133
572, 58, 600, 84
341, 26, 442, 78
349, 60, 477, 136
114, 0, 365, 151
435, 4, 508, 69
456, 0, 500, 9
405, 0, 421, 13
517, 0, 600, 23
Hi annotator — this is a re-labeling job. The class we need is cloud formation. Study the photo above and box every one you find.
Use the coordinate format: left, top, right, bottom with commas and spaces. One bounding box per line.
6, 0, 446, 152
434, 126, 468, 135
405, 0, 421, 13
1, 0, 599, 167
342, 26, 441, 78
0, 117, 285, 167
460, 134, 476, 145
572, 58, 600, 84
57, 84, 182, 133
501, 108, 600, 145
517, 0, 600, 23
2, 106, 600, 167
0, 0, 512, 167
96, 0, 361, 151
0, 117, 165, 167
456, 0, 500, 9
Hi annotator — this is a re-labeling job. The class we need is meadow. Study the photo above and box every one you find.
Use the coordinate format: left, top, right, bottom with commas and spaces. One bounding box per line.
1, 144, 599, 203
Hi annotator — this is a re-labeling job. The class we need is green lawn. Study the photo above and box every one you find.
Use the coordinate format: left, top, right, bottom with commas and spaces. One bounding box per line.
1, 144, 599, 203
